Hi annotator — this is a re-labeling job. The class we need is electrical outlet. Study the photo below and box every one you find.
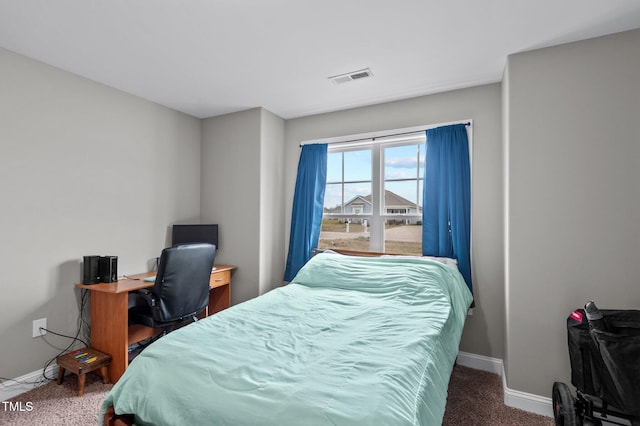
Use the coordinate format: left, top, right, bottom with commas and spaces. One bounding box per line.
32, 318, 47, 338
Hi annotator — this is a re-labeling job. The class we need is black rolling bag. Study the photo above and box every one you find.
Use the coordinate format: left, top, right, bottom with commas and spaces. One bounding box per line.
553, 305, 640, 426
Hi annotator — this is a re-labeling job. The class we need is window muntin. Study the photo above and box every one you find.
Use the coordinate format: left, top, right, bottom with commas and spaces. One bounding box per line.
383, 143, 424, 213
321, 148, 372, 252
319, 137, 425, 255
323, 148, 372, 214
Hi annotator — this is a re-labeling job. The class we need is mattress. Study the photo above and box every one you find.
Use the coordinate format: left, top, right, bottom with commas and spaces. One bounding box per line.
101, 253, 473, 425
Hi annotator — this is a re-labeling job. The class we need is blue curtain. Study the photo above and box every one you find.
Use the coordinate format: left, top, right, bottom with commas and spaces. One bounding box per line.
284, 144, 328, 282
422, 124, 473, 293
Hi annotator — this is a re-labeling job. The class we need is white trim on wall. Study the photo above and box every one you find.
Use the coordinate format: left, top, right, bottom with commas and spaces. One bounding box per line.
502, 372, 554, 418
456, 350, 503, 375
456, 351, 553, 418
0, 365, 58, 401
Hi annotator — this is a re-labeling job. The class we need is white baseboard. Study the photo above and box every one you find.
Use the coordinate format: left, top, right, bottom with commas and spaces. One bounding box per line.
456, 350, 503, 375
501, 369, 553, 418
0, 365, 58, 401
456, 351, 553, 418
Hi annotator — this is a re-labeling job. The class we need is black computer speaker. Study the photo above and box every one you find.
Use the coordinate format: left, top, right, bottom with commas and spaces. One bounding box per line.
99, 256, 118, 283
82, 255, 101, 284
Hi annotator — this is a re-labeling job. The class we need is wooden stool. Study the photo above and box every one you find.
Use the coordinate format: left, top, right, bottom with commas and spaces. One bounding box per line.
56, 347, 111, 396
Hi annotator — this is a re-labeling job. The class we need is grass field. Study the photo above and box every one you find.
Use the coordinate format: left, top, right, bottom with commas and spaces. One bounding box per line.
319, 218, 422, 255
320, 218, 416, 232
318, 237, 421, 255
321, 218, 364, 232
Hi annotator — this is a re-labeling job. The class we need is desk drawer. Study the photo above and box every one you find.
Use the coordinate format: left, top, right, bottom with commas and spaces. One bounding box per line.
210, 270, 230, 288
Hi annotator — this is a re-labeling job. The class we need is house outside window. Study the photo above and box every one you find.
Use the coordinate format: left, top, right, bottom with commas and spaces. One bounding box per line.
319, 135, 425, 255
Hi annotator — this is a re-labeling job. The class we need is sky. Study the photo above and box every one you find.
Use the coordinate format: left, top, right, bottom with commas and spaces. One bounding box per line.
324, 142, 425, 211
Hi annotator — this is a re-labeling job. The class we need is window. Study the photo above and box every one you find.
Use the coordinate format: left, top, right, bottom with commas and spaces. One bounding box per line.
319, 134, 425, 255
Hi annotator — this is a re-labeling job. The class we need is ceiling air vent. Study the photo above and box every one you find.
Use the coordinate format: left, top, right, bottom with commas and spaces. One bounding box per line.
328, 68, 374, 85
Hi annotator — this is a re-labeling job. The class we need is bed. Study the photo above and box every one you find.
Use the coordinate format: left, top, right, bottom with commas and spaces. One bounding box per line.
101, 252, 473, 425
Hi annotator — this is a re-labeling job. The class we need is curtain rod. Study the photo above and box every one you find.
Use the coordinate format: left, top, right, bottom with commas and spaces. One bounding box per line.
300, 121, 470, 147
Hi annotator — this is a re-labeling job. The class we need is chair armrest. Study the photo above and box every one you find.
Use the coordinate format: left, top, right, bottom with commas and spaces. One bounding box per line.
132, 288, 157, 307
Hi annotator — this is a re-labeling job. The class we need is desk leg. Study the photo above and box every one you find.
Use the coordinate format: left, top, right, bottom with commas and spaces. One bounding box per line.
90, 291, 128, 383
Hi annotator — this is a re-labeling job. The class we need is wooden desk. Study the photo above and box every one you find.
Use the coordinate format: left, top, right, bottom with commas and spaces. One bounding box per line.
76, 265, 236, 383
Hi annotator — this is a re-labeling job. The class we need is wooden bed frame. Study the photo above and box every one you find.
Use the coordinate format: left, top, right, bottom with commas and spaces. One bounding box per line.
328, 248, 392, 256
102, 249, 407, 425
103, 406, 134, 426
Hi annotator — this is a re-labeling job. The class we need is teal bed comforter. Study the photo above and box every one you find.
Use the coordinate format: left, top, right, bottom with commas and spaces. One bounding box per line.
101, 253, 473, 425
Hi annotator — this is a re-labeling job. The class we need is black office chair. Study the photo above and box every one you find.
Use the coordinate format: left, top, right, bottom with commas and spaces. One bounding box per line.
129, 243, 216, 334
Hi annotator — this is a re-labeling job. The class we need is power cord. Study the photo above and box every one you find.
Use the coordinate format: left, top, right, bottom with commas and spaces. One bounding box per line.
40, 289, 91, 381
0, 287, 92, 388
39, 328, 89, 350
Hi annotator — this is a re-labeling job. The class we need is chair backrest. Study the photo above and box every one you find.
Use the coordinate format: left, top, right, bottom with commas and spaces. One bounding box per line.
151, 243, 216, 323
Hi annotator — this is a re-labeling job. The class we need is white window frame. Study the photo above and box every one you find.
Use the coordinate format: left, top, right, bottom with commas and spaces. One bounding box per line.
324, 136, 425, 252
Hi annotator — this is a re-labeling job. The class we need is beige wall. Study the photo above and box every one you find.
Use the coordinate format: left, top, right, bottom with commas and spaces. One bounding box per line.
201, 107, 286, 304
201, 109, 262, 304
259, 109, 286, 294
504, 28, 640, 396
0, 47, 202, 378
284, 84, 505, 360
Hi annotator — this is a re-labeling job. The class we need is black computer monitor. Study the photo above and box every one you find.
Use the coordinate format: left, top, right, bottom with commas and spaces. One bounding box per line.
172, 224, 219, 249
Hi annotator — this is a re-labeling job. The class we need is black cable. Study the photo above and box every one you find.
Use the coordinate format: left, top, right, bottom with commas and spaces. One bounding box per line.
0, 324, 84, 386
39, 289, 91, 382
39, 328, 89, 348
79, 289, 91, 344
1, 290, 92, 387
39, 325, 82, 381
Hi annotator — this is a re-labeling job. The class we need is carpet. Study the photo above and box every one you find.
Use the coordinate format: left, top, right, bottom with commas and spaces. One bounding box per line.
442, 365, 554, 425
1, 364, 554, 425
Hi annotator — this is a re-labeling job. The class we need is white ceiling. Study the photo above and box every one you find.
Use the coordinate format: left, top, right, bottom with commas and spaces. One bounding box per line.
1, 1, 640, 119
